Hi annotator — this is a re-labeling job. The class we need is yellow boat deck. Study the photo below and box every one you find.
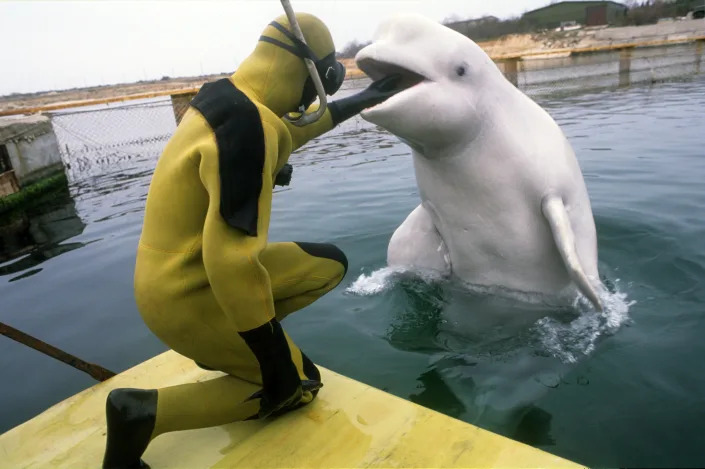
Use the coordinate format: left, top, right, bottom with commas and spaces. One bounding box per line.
0, 350, 584, 468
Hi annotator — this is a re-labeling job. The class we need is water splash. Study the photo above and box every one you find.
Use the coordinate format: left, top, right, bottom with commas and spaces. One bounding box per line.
533, 283, 634, 363
346, 266, 445, 296
349, 266, 634, 364
346, 266, 405, 296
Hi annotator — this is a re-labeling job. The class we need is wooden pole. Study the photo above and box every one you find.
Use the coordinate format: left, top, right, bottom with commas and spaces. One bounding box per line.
503, 58, 520, 87
0, 321, 116, 382
170, 92, 197, 125
619, 48, 633, 88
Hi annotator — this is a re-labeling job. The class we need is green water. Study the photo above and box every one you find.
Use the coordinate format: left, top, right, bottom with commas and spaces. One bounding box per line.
1, 76, 704, 467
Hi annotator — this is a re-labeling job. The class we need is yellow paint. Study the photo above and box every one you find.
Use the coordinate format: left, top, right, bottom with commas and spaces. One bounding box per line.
0, 351, 585, 468
0, 88, 201, 117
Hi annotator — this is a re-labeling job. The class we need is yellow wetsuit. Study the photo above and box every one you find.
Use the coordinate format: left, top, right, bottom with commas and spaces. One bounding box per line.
135, 79, 345, 422
103, 14, 348, 469
138, 14, 345, 422
104, 12, 405, 468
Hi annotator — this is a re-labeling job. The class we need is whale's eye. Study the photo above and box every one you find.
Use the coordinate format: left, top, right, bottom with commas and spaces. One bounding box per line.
456, 65, 466, 77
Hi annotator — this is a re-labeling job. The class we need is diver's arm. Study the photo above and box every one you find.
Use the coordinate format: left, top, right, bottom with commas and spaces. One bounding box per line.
328, 75, 403, 125
283, 76, 403, 150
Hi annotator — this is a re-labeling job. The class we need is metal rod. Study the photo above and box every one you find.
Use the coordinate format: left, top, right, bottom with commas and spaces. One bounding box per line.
280, 0, 328, 126
0, 321, 116, 382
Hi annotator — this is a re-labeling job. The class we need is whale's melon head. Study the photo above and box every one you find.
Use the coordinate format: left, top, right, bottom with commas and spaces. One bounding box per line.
356, 13, 505, 153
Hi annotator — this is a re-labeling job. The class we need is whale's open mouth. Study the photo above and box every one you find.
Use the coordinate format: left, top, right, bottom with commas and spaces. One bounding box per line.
357, 57, 426, 90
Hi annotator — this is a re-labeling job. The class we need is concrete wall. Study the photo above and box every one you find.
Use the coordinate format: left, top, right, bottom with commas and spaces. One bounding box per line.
0, 115, 63, 186
4, 133, 63, 185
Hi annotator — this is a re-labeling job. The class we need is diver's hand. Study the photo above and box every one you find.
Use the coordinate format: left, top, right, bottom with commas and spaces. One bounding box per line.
329, 74, 403, 125
359, 74, 404, 104
274, 163, 293, 187
248, 379, 323, 418
239, 319, 316, 419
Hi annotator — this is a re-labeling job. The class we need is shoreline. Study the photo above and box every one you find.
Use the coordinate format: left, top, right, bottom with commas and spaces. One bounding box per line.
2, 19, 703, 114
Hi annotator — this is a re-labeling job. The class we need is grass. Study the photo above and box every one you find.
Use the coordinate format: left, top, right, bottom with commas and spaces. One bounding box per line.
0, 171, 68, 215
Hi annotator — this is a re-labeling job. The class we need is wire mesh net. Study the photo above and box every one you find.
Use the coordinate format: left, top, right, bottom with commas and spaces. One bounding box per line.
49, 95, 192, 180
45, 42, 703, 182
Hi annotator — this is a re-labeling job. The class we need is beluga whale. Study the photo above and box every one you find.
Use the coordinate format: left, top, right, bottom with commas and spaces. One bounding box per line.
356, 14, 604, 311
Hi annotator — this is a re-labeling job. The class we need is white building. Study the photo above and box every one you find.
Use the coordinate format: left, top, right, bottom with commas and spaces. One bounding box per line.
0, 114, 63, 197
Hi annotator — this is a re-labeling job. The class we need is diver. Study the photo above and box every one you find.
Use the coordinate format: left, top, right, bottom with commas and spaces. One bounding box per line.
102, 12, 401, 469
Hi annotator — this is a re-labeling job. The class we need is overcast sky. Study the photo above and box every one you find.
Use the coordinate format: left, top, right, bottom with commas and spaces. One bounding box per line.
0, 1, 552, 95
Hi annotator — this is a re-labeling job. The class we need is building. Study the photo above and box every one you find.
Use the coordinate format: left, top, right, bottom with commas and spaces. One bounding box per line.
522, 1, 628, 29
692, 1, 705, 18
0, 114, 64, 197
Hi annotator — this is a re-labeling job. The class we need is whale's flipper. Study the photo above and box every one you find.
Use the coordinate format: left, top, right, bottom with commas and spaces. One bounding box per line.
541, 196, 603, 311
388, 204, 451, 276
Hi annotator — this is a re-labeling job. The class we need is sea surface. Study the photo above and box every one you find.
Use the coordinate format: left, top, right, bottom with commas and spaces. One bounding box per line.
1, 64, 704, 466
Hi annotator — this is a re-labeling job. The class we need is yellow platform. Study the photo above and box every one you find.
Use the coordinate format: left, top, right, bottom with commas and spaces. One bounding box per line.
0, 350, 584, 468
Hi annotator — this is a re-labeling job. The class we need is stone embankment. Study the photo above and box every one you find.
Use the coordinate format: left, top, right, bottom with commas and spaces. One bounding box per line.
479, 18, 705, 58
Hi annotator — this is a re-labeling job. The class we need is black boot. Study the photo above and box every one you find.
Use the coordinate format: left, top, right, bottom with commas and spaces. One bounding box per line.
103, 388, 157, 469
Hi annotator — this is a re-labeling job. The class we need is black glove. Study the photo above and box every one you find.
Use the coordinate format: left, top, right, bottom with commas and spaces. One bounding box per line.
274, 163, 293, 186
239, 319, 320, 418
247, 379, 323, 418
328, 74, 404, 126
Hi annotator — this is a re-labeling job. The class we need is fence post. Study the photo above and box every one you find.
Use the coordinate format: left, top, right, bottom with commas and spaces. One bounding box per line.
171, 92, 197, 125
619, 48, 632, 88
503, 58, 520, 87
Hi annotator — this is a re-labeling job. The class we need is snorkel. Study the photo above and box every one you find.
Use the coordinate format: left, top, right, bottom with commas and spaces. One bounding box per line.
265, 0, 344, 126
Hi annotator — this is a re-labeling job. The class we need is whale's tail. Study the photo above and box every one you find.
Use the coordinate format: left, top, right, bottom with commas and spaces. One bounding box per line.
541, 195, 603, 311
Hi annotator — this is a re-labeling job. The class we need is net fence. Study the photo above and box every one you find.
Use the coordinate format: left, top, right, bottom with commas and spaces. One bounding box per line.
44, 41, 703, 182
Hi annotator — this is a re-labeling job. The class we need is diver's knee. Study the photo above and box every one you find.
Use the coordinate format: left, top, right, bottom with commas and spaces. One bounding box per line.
103, 388, 158, 469
106, 388, 157, 431
294, 241, 348, 275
